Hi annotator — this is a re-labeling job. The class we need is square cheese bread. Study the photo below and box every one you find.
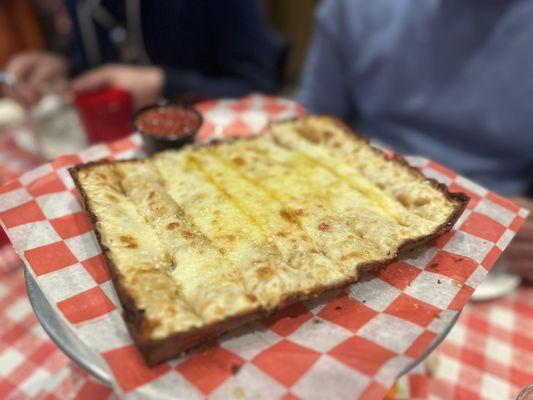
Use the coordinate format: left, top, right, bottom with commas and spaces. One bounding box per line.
70, 116, 468, 365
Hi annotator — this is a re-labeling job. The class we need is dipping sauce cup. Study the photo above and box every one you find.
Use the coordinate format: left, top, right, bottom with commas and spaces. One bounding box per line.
133, 103, 203, 154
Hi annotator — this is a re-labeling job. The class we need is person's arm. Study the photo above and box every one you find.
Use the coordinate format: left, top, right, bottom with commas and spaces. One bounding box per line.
71, 63, 267, 108
298, 0, 353, 119
3, 52, 68, 106
160, 66, 275, 100
71, 64, 163, 108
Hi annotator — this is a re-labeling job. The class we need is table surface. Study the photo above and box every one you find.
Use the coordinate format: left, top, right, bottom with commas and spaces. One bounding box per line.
1, 128, 532, 400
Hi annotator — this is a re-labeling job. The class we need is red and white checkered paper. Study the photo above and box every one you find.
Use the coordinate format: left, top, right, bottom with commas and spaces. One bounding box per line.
428, 285, 533, 400
0, 128, 42, 254
0, 95, 528, 399
0, 258, 115, 400
391, 284, 533, 400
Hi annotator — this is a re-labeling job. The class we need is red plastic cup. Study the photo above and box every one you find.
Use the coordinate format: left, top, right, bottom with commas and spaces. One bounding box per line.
75, 87, 133, 144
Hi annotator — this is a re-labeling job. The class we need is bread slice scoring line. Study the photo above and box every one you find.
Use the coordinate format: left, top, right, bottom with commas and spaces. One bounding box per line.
208, 138, 396, 273
189, 148, 350, 283
152, 150, 316, 309
268, 124, 444, 226
241, 137, 395, 223
114, 160, 258, 326
183, 152, 330, 285
242, 138, 437, 242
72, 163, 205, 335
107, 164, 211, 326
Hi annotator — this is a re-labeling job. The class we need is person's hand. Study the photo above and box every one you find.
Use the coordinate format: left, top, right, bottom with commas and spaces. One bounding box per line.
3, 51, 69, 106
72, 64, 164, 108
507, 196, 533, 281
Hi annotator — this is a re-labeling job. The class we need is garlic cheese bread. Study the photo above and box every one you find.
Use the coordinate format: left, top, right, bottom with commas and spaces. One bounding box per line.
70, 116, 468, 365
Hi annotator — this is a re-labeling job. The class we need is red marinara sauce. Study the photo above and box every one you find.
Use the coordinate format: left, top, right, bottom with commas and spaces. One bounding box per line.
135, 105, 201, 137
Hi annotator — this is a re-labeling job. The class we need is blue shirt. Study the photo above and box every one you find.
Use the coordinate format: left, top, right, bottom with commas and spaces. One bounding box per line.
299, 0, 533, 196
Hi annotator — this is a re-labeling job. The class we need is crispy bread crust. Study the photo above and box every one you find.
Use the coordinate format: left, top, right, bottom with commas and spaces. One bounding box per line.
69, 117, 469, 366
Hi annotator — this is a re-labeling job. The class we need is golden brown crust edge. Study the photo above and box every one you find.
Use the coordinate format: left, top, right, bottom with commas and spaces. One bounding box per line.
68, 119, 469, 366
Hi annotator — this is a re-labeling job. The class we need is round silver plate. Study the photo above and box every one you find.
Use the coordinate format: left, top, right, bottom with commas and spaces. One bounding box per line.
25, 267, 111, 385
25, 267, 459, 385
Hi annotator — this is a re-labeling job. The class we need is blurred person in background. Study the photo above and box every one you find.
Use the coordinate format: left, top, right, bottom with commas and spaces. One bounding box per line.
3, 0, 287, 108
299, 0, 533, 280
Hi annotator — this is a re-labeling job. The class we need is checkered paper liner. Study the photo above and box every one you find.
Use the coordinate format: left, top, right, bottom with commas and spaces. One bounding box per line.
424, 285, 533, 400
0, 128, 41, 257
0, 260, 115, 400
391, 285, 533, 400
0, 95, 528, 399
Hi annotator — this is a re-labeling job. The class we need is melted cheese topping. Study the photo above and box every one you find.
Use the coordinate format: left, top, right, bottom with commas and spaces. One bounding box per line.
75, 116, 463, 341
